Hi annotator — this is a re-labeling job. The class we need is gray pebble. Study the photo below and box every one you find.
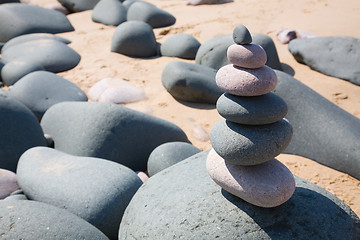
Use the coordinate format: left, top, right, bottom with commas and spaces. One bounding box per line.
58, 0, 101, 12
1, 60, 45, 86
92, 0, 127, 26
160, 33, 201, 59
233, 24, 252, 44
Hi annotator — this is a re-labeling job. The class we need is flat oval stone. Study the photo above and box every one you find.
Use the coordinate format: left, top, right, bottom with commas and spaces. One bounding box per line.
206, 149, 295, 208
0, 3, 74, 43
17, 147, 143, 240
0, 169, 19, 199
147, 142, 201, 176
0, 200, 109, 239
216, 64, 277, 96
1, 60, 45, 86
233, 24, 252, 44
92, 0, 127, 26
227, 43, 267, 69
216, 92, 288, 125
160, 33, 201, 59
8, 71, 88, 120
127, 1, 176, 28
111, 21, 157, 57
210, 119, 293, 165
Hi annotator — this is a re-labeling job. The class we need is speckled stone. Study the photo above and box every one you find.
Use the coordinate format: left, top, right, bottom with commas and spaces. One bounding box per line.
206, 149, 295, 208
0, 200, 109, 239
233, 24, 252, 44
216, 92, 288, 125
118, 151, 360, 240
17, 147, 143, 240
0, 169, 19, 199
216, 64, 277, 96
210, 119, 293, 165
227, 43, 267, 69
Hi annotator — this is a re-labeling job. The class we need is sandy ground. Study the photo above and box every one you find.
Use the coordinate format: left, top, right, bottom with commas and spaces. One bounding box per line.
16, 0, 360, 216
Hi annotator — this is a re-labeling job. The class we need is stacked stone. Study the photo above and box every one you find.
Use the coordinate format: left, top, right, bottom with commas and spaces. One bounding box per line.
206, 25, 296, 208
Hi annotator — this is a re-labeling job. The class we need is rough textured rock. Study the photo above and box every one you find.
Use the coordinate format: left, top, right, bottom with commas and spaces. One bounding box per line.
8, 71, 88, 120
160, 33, 201, 59
0, 169, 19, 199
161, 61, 222, 104
119, 151, 360, 240
1, 60, 45, 86
40, 102, 188, 171
207, 149, 295, 208
233, 24, 252, 44
210, 119, 293, 165
1, 39, 80, 73
111, 21, 157, 57
92, 0, 127, 26
147, 141, 201, 176
0, 200, 110, 239
216, 92, 287, 125
0, 3, 74, 43
195, 34, 282, 70
227, 43, 267, 69
127, 1, 176, 28
58, 0, 101, 12
273, 70, 360, 180
216, 64, 277, 96
288, 36, 360, 85
0, 94, 46, 172
17, 147, 142, 240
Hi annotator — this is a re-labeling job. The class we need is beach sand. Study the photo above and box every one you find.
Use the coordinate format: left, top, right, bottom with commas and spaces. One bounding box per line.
19, 0, 360, 215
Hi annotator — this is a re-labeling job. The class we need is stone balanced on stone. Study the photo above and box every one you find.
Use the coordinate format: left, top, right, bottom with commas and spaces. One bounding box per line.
207, 25, 295, 208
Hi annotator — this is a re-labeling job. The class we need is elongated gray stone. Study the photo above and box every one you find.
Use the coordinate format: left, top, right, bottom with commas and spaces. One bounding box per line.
0, 3, 74, 43
92, 0, 127, 26
1, 60, 45, 86
40, 102, 188, 171
17, 147, 142, 240
210, 118, 293, 165
119, 151, 360, 240
161, 61, 222, 104
0, 200, 109, 240
8, 71, 88, 120
288, 36, 360, 86
273, 70, 360, 180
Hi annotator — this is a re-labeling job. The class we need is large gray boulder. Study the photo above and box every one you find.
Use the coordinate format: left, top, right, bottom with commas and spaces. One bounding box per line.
119, 151, 360, 239
273, 70, 360, 180
0, 93, 46, 172
40, 102, 189, 171
0, 200, 109, 240
0, 3, 74, 43
288, 36, 360, 86
17, 147, 142, 240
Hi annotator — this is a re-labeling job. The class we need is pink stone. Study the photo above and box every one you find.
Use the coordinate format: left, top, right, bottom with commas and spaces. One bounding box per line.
0, 169, 20, 199
276, 29, 297, 44
136, 171, 149, 183
227, 44, 267, 69
215, 64, 277, 96
206, 149, 295, 208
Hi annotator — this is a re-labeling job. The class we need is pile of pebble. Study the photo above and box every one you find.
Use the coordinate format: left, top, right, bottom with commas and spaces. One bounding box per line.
206, 25, 295, 208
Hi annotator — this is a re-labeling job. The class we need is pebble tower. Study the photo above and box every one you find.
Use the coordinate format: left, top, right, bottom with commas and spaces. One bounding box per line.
206, 25, 296, 208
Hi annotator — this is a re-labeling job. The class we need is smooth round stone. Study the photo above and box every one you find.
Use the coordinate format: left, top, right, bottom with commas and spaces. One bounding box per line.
233, 24, 252, 44
1, 39, 80, 73
8, 71, 88, 120
1, 33, 71, 53
0, 169, 19, 199
227, 43, 267, 69
0, 94, 46, 172
0, 200, 109, 239
206, 149, 295, 208
40, 102, 188, 171
216, 64, 277, 96
58, 0, 101, 12
160, 33, 201, 60
147, 141, 201, 176
210, 119, 293, 165
161, 61, 223, 104
111, 21, 157, 57
0, 3, 74, 43
119, 151, 360, 240
17, 147, 143, 240
1, 60, 45, 86
92, 0, 127, 26
127, 1, 176, 28
216, 92, 288, 125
